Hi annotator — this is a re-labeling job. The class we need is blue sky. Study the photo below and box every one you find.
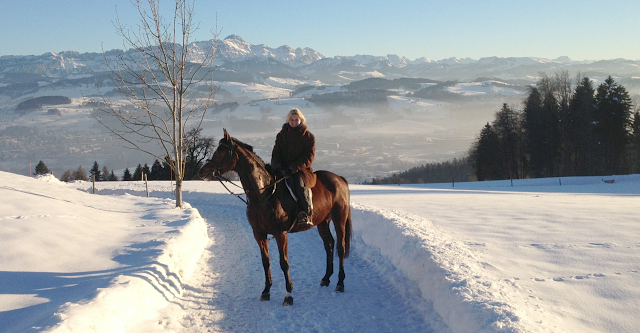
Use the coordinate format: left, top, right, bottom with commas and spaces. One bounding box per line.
1, 0, 639, 61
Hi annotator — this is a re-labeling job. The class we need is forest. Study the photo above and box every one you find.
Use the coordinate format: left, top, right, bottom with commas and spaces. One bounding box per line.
470, 73, 639, 181
369, 72, 640, 184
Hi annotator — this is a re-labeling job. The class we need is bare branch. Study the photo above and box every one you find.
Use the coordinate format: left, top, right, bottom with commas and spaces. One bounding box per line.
92, 0, 219, 208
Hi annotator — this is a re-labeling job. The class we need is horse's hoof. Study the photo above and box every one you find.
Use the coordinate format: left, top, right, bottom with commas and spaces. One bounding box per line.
335, 284, 345, 293
283, 296, 294, 306
260, 293, 270, 301
320, 279, 330, 287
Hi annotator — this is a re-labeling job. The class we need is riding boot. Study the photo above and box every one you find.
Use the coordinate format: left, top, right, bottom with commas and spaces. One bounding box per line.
293, 173, 313, 226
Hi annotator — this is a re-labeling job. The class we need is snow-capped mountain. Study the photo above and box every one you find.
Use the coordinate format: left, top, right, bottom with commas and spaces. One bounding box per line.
189, 34, 324, 67
3, 34, 640, 85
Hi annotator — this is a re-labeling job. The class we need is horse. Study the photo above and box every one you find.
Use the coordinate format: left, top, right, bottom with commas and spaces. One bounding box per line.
198, 129, 352, 306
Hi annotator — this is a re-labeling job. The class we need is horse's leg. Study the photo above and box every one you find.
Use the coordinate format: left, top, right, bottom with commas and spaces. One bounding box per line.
333, 208, 349, 293
317, 219, 334, 287
273, 231, 294, 305
254, 232, 272, 301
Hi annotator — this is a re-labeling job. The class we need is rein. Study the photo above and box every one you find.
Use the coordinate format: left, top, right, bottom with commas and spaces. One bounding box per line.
208, 139, 299, 235
213, 170, 289, 206
214, 173, 248, 204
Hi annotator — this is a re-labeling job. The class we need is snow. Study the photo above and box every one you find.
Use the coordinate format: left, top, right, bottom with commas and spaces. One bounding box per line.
1, 171, 640, 332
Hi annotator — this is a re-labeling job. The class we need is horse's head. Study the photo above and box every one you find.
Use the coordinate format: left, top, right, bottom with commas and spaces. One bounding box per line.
198, 129, 239, 180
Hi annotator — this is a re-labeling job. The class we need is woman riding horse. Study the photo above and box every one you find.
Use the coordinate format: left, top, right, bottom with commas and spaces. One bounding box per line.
198, 129, 352, 306
271, 108, 315, 226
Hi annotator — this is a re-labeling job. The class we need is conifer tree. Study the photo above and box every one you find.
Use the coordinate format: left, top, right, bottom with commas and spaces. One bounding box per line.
538, 74, 562, 177
123, 168, 132, 181
471, 123, 504, 181
492, 103, 522, 179
34, 160, 50, 175
150, 159, 164, 180
522, 86, 545, 177
142, 164, 151, 179
566, 76, 596, 175
133, 164, 143, 181
629, 111, 640, 173
594, 76, 633, 175
89, 161, 101, 181
108, 170, 119, 181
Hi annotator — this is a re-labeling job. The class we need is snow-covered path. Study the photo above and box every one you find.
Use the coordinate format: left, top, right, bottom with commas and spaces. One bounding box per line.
140, 192, 449, 332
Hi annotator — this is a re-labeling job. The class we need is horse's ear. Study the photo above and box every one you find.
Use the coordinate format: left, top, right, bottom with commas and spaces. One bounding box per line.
223, 128, 232, 142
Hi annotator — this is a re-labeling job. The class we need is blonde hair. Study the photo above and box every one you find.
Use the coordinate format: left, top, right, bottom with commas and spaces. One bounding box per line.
285, 108, 306, 123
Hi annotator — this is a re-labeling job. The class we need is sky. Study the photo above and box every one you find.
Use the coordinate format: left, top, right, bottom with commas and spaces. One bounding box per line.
1, 0, 640, 61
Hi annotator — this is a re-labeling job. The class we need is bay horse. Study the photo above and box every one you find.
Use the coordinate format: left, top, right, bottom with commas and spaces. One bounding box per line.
198, 129, 352, 306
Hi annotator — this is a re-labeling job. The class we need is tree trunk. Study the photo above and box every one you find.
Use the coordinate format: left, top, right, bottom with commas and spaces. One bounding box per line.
175, 179, 183, 208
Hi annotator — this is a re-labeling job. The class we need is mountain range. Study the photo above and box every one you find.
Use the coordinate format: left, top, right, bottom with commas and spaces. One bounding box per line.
2, 34, 640, 181
2, 34, 640, 88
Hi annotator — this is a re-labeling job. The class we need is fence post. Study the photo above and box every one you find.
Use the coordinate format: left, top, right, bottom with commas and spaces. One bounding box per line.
145, 173, 149, 197
92, 175, 95, 194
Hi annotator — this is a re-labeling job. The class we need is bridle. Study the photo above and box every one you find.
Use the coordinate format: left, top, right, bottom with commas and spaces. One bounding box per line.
207, 140, 288, 205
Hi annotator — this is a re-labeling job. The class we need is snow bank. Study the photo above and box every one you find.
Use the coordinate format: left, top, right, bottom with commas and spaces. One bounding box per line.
0, 172, 209, 333
351, 203, 544, 333
45, 203, 208, 333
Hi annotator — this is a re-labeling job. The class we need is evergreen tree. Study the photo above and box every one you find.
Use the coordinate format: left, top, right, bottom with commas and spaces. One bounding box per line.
34, 160, 50, 175
566, 76, 596, 175
553, 70, 572, 176
594, 76, 633, 175
526, 74, 562, 177
540, 75, 562, 177
123, 168, 132, 181
492, 103, 522, 179
150, 159, 164, 180
142, 164, 151, 180
471, 123, 504, 181
133, 164, 143, 181
89, 161, 101, 181
107, 170, 119, 181
522, 86, 545, 177
629, 111, 640, 173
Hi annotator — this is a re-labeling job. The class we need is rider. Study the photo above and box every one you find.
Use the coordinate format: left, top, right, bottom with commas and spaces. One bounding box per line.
271, 108, 316, 226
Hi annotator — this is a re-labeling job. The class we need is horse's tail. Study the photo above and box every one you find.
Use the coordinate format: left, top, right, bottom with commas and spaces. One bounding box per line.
344, 207, 352, 258
340, 175, 352, 259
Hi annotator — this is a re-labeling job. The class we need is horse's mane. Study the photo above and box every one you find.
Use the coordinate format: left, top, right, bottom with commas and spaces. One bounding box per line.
225, 136, 275, 176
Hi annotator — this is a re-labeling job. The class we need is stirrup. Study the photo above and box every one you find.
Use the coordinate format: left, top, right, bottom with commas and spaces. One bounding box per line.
296, 212, 313, 226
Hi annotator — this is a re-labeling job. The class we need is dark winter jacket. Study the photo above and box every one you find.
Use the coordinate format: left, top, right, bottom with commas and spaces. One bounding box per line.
271, 123, 317, 188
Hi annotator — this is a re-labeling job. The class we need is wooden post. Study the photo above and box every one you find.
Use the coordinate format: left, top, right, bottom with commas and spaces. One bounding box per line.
145, 173, 149, 197
92, 175, 95, 194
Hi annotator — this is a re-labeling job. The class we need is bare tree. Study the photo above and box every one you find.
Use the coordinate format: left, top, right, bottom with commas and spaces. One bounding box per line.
93, 0, 217, 208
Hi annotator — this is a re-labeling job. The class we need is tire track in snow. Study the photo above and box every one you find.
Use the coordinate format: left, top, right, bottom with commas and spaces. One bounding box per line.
167, 193, 449, 332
